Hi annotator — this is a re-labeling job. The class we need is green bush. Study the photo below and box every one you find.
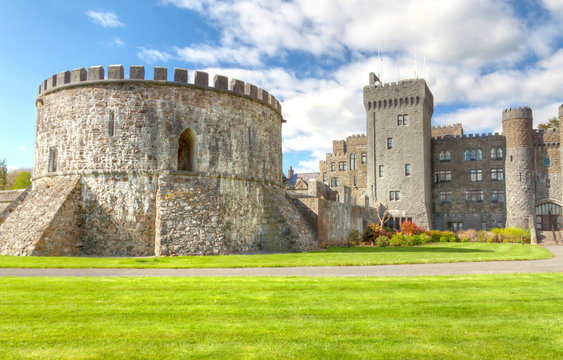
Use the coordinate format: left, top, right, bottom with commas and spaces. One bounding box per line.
490, 227, 530, 244
12, 171, 31, 190
376, 236, 389, 247
461, 238, 469, 243
419, 233, 432, 244
349, 230, 361, 246
439, 236, 449, 243
409, 235, 421, 246
429, 230, 458, 242
389, 234, 405, 247
449, 236, 458, 243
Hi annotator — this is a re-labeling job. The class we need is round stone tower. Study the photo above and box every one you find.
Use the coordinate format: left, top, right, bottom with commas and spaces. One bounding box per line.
502, 106, 535, 229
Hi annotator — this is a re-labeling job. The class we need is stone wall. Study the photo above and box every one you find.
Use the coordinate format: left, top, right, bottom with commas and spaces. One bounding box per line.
0, 190, 26, 218
432, 123, 463, 138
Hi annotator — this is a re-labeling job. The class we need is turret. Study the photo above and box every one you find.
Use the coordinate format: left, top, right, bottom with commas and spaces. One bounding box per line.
502, 106, 535, 229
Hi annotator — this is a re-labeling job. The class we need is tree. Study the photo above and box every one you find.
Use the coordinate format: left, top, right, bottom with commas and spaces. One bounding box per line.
12, 171, 31, 189
538, 117, 559, 130
374, 200, 392, 227
0, 159, 6, 190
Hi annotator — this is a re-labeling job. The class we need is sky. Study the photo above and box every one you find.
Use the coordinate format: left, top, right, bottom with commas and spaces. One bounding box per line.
0, 0, 562, 175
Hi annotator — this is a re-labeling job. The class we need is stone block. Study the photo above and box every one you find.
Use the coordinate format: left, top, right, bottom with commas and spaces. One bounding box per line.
154, 67, 167, 81
56, 71, 71, 86
129, 65, 145, 80
70, 68, 87, 83
194, 71, 208, 87
214, 75, 228, 90
108, 65, 124, 80
47, 75, 57, 90
174, 68, 188, 83
88, 66, 105, 80
244, 83, 258, 99
230, 79, 245, 94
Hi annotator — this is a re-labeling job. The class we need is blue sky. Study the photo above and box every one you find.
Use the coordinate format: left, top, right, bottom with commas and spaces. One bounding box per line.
1, 1, 562, 175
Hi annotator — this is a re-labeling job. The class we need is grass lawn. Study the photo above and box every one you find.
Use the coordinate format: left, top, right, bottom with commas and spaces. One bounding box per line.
0, 274, 561, 359
0, 243, 552, 268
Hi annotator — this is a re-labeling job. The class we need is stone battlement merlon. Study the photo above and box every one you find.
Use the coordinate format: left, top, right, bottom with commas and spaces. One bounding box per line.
37, 65, 282, 115
431, 123, 463, 138
432, 132, 505, 142
501, 106, 533, 121
363, 78, 432, 111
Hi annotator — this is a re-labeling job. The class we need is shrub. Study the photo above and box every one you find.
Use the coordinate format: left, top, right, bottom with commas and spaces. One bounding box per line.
376, 236, 389, 247
478, 230, 495, 243
439, 236, 449, 243
491, 227, 530, 244
430, 230, 458, 242
349, 230, 361, 246
461, 238, 469, 243
363, 223, 389, 245
400, 221, 428, 236
409, 235, 422, 246
419, 233, 432, 244
449, 236, 458, 243
456, 229, 478, 242
389, 234, 406, 247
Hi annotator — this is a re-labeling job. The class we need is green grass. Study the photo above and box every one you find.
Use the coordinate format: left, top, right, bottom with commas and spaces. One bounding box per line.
0, 243, 551, 268
0, 274, 561, 359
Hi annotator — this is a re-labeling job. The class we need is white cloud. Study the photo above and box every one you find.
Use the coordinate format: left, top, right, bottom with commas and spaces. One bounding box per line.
138, 48, 173, 64
86, 11, 124, 28
176, 45, 262, 66
103, 37, 125, 48
17, 145, 28, 152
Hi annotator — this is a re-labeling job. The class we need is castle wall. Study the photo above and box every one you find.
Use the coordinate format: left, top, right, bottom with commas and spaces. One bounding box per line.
431, 134, 506, 230
364, 78, 434, 229
0, 190, 26, 216
432, 124, 463, 138
534, 129, 561, 203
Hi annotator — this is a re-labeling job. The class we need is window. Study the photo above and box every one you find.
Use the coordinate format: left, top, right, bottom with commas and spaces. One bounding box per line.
439, 191, 452, 203
108, 110, 115, 136
178, 128, 196, 171
330, 177, 339, 187
350, 153, 357, 170
453, 222, 463, 231
397, 114, 408, 126
389, 190, 400, 201
353, 175, 357, 186
331, 162, 335, 171
361, 152, 367, 164
405, 164, 411, 176
544, 157, 550, 167
440, 151, 451, 162
48, 147, 57, 173
466, 149, 482, 161
491, 168, 504, 181
492, 190, 505, 203
387, 138, 393, 149
497, 148, 503, 160
379, 165, 384, 177
433, 170, 452, 183
470, 169, 483, 182
465, 190, 484, 202
546, 178, 551, 188
339, 161, 347, 171
491, 148, 504, 160
389, 191, 394, 201
322, 173, 327, 182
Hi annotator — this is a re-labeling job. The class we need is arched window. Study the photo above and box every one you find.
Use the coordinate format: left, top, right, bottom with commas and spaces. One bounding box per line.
439, 151, 445, 161
178, 128, 196, 171
350, 153, 356, 170
445, 151, 451, 161
496, 148, 503, 160
490, 148, 496, 159
470, 150, 476, 160
465, 150, 471, 161
476, 149, 482, 160
536, 202, 562, 230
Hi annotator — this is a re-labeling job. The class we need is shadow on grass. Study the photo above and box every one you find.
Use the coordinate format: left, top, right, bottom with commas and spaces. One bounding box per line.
321, 246, 494, 254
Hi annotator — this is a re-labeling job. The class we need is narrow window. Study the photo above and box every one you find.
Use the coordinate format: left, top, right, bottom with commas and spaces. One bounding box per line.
108, 110, 115, 137
387, 138, 392, 149
379, 165, 384, 177
544, 157, 550, 167
331, 162, 335, 171
389, 191, 395, 201
490, 148, 496, 160
361, 152, 367, 164
445, 151, 450, 161
546, 178, 551, 188
395, 191, 400, 200
322, 173, 327, 182
48, 147, 57, 173
353, 175, 357, 186
178, 128, 196, 171
476, 149, 482, 160
403, 114, 408, 125
350, 153, 356, 170
405, 164, 411, 176
497, 148, 503, 160
397, 114, 403, 126
465, 150, 471, 161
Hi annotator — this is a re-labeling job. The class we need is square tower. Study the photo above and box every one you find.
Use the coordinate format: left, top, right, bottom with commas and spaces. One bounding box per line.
363, 74, 434, 229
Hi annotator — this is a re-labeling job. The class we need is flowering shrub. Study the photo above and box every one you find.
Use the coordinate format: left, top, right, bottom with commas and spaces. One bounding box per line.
400, 221, 428, 236
363, 223, 391, 245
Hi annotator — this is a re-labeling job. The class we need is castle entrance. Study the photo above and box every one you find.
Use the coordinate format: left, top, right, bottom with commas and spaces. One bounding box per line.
535, 202, 562, 231
177, 128, 195, 171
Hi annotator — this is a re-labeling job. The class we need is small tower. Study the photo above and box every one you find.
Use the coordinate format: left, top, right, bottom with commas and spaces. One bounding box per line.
502, 106, 535, 228
287, 166, 294, 179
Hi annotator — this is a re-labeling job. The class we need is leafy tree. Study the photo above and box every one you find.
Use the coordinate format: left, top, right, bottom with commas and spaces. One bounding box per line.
0, 159, 6, 190
12, 171, 31, 189
538, 117, 559, 130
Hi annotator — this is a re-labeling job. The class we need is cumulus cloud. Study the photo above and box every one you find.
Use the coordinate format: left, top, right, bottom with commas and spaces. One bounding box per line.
176, 45, 263, 66
138, 48, 173, 64
86, 11, 124, 28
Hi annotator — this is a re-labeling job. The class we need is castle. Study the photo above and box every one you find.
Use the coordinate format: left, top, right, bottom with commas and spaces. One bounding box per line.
320, 73, 563, 234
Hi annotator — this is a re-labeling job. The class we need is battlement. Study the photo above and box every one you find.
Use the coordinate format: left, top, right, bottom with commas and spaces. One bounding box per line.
502, 106, 533, 121
37, 65, 282, 114
432, 132, 504, 142
431, 123, 463, 138
363, 77, 432, 111
535, 128, 561, 145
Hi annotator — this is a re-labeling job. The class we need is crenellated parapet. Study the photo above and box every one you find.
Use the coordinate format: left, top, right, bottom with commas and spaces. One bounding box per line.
37, 65, 282, 115
363, 78, 433, 112
432, 132, 504, 143
535, 128, 561, 146
502, 106, 533, 121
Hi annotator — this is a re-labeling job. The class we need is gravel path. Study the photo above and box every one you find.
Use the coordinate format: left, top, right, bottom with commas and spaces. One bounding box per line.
0, 245, 561, 277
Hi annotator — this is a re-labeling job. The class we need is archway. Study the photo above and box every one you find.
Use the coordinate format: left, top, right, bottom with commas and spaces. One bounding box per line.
536, 202, 562, 231
177, 128, 196, 171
